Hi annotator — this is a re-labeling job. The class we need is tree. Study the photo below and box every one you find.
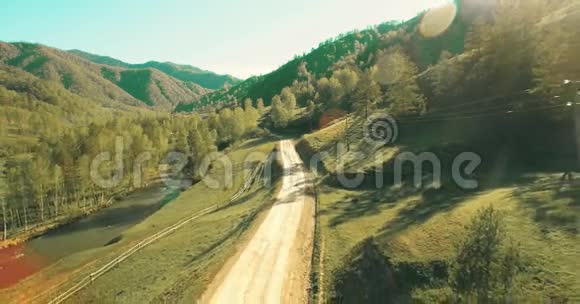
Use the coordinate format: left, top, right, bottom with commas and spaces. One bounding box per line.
297, 61, 313, 86
376, 48, 426, 115
429, 53, 467, 99
353, 67, 381, 118
281, 87, 297, 112
333, 68, 360, 95
256, 98, 265, 114
0, 159, 8, 240
76, 155, 93, 201
208, 112, 224, 140
52, 165, 63, 216
175, 130, 190, 155
294, 62, 316, 106
450, 206, 521, 302
244, 98, 259, 130
30, 156, 51, 221
532, 1, 580, 97
463, 1, 549, 98
0, 118, 5, 136
271, 95, 289, 128
232, 107, 247, 139
291, 80, 316, 107
316, 77, 344, 106
188, 120, 216, 178
219, 108, 235, 142
307, 100, 316, 113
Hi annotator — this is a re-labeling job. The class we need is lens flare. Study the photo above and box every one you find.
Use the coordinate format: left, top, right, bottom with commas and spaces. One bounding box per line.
419, 1, 458, 38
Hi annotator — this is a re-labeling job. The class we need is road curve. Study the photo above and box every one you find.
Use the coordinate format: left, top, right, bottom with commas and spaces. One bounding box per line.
205, 140, 314, 304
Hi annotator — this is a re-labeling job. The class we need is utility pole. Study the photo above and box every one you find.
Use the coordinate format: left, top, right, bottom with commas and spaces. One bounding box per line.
574, 83, 580, 169
564, 80, 580, 180
345, 115, 351, 152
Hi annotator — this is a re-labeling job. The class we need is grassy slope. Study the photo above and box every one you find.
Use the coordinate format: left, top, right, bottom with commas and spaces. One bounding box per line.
300, 117, 579, 302
0, 139, 278, 304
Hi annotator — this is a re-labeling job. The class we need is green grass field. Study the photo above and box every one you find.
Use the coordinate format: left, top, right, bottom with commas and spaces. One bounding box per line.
300, 116, 580, 302
0, 138, 279, 303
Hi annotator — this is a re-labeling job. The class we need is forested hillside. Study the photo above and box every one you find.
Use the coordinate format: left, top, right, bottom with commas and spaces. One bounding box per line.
0, 62, 260, 242
69, 50, 241, 90
0, 42, 210, 110
176, 1, 468, 112
177, 0, 579, 117
280, 1, 580, 302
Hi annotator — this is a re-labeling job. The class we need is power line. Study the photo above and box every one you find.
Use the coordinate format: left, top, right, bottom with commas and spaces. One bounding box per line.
421, 97, 545, 119
397, 104, 567, 124
427, 91, 529, 114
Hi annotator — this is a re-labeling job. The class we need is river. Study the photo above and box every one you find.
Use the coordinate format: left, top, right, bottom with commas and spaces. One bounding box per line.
0, 184, 178, 288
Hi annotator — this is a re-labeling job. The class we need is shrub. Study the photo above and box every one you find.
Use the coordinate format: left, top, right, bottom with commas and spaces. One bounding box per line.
450, 206, 522, 302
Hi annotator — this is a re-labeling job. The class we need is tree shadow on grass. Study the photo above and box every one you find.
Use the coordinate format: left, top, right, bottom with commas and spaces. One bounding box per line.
510, 174, 579, 234
324, 189, 402, 228
377, 186, 480, 239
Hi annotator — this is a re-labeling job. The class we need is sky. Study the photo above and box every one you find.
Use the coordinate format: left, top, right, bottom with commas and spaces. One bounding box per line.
0, 0, 449, 79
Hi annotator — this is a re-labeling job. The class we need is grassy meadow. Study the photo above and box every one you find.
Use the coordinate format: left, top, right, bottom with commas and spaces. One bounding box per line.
299, 115, 580, 302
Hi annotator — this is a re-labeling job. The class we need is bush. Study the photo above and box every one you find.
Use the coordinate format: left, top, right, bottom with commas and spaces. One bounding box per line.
450, 206, 522, 303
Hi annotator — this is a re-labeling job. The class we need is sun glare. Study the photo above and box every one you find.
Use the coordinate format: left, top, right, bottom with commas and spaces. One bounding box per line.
419, 0, 458, 38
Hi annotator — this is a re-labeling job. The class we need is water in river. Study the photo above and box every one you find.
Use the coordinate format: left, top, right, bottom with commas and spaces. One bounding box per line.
0, 184, 177, 288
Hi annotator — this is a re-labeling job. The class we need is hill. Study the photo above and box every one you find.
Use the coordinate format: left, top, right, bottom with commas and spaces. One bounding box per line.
176, 0, 579, 114
99, 64, 209, 109
282, 0, 580, 302
175, 2, 472, 112
0, 42, 210, 110
69, 49, 241, 90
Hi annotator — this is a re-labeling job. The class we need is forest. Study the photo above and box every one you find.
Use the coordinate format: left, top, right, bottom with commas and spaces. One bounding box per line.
1, 0, 579, 245
0, 65, 259, 240
253, 0, 579, 138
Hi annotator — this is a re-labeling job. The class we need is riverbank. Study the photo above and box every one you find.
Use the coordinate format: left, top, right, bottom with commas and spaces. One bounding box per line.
0, 183, 181, 289
0, 198, 114, 250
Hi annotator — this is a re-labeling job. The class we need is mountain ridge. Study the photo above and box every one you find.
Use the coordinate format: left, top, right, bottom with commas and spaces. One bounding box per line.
0, 42, 214, 110
69, 49, 241, 90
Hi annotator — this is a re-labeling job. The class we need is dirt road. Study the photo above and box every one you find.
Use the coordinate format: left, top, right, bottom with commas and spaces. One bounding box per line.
205, 140, 315, 304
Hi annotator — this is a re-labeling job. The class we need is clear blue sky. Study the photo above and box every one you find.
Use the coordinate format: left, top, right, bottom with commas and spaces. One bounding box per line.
0, 0, 448, 79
